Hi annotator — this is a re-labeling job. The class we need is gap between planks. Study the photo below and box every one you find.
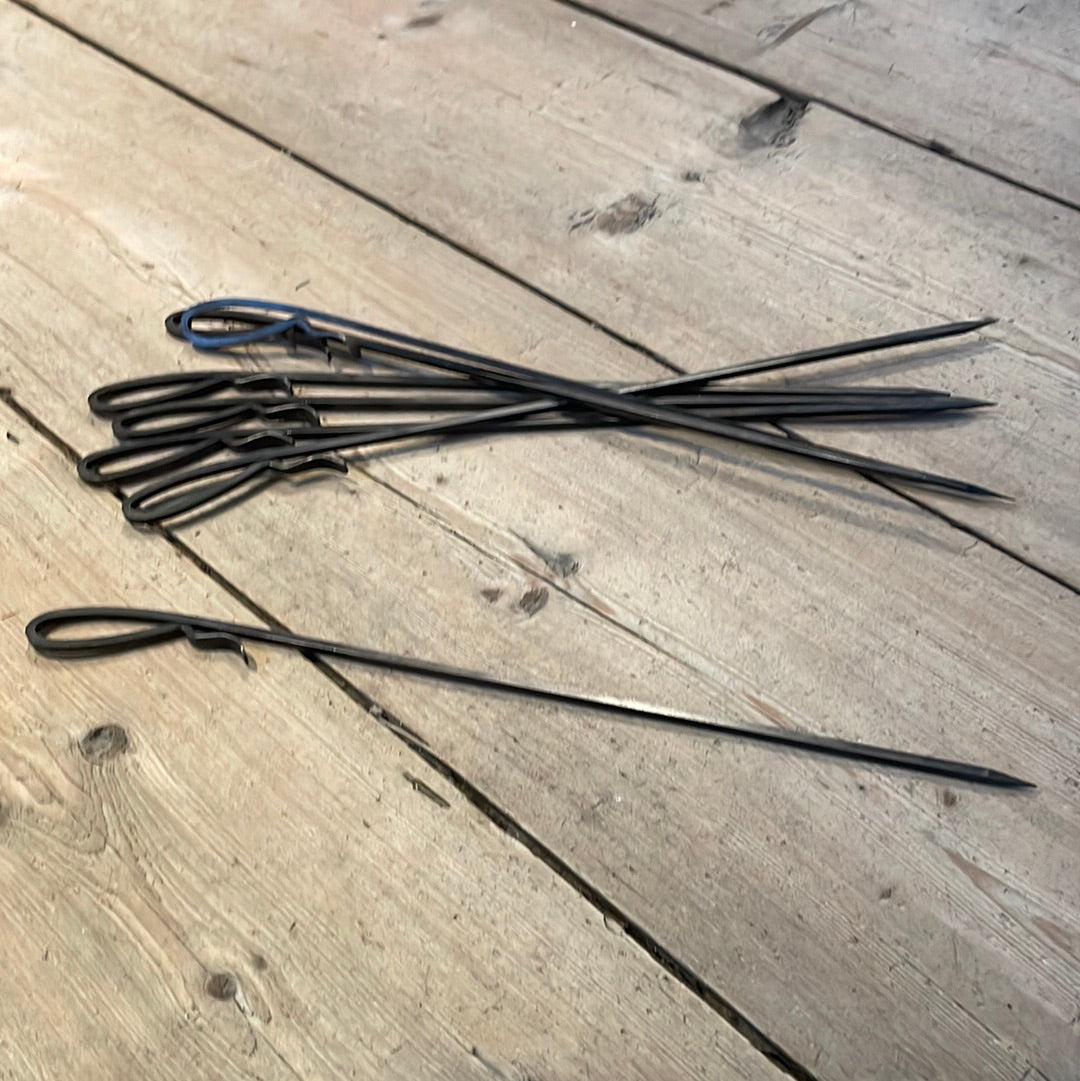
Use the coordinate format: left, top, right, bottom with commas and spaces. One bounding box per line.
0, 386, 824, 1081
6, 0, 1073, 596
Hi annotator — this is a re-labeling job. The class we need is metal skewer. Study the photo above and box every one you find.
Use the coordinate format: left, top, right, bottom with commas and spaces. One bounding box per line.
26, 606, 1033, 789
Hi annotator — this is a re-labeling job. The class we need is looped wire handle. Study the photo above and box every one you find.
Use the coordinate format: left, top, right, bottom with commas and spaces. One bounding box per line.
121, 453, 346, 524
26, 608, 190, 658
174, 300, 345, 352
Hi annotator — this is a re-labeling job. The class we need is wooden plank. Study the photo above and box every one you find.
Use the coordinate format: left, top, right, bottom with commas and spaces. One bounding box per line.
19, 0, 1080, 583
0, 406, 784, 1078
581, 0, 1080, 206
3, 11, 1077, 1081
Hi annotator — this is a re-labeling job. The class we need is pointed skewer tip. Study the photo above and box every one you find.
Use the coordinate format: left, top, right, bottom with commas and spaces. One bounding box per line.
965, 316, 998, 330
989, 771, 1036, 789
956, 481, 1012, 501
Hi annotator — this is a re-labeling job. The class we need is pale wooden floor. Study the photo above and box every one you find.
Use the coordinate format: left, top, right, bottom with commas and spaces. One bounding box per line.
1, 3, 1077, 1080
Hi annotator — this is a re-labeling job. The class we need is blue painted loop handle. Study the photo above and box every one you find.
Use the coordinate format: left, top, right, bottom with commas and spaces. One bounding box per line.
175, 298, 505, 368
178, 298, 338, 351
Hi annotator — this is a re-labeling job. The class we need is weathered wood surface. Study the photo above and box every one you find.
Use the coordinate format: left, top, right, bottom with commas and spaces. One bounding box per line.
0, 408, 786, 1077
23, 0, 1080, 582
3, 10, 1078, 1081
583, 0, 1080, 205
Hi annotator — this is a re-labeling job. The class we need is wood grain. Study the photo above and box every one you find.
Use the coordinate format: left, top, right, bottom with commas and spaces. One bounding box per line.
20, 0, 1080, 580
582, 0, 1080, 205
2, 9, 1077, 1081
0, 410, 784, 1078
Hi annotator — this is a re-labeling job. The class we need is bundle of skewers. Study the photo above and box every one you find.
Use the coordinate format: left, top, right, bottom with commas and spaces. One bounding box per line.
57, 299, 1030, 788
79, 299, 1004, 525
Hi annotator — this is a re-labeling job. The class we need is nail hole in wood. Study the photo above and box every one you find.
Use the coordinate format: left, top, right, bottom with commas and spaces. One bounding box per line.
206, 971, 238, 1000
79, 724, 129, 762
518, 586, 549, 616
737, 96, 807, 150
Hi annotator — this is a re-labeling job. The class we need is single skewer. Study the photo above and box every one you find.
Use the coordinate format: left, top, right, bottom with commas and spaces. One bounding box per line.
26, 606, 1034, 789
105, 389, 990, 441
